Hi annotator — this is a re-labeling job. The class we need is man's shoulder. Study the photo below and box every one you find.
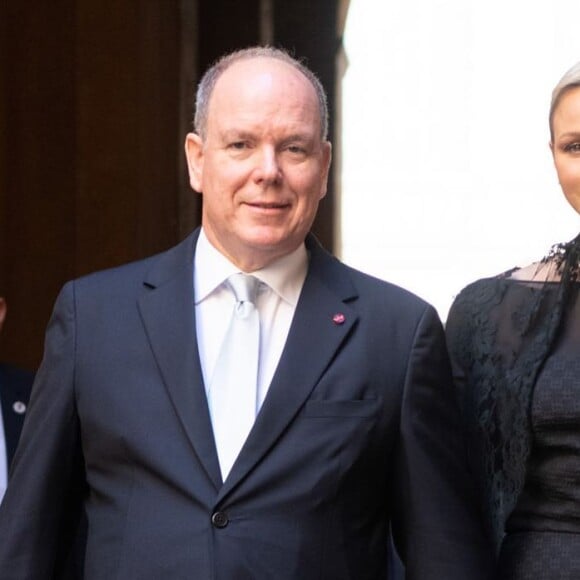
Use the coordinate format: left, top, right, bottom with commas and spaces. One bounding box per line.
307, 235, 432, 314
72, 232, 197, 292
313, 254, 434, 328
336, 258, 433, 315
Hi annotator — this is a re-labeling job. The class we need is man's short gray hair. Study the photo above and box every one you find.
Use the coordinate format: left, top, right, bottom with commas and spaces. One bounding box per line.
193, 46, 329, 142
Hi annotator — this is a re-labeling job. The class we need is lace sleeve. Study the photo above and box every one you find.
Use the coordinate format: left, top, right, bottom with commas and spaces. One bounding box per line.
447, 275, 562, 553
447, 278, 507, 551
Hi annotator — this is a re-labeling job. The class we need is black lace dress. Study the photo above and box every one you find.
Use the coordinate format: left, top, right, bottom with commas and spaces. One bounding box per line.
447, 267, 580, 579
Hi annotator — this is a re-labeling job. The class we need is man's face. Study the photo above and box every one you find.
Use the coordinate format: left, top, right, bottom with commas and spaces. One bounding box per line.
185, 57, 332, 271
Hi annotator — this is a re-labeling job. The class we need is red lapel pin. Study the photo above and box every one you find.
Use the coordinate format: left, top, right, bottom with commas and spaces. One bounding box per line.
332, 313, 345, 325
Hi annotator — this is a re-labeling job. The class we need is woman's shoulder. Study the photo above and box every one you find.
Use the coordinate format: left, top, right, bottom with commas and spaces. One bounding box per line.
446, 257, 563, 356
445, 275, 506, 363
452, 257, 561, 312
449, 272, 509, 317
504, 259, 561, 282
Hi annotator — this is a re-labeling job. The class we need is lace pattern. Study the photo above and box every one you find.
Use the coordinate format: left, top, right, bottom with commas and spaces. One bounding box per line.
446, 234, 580, 553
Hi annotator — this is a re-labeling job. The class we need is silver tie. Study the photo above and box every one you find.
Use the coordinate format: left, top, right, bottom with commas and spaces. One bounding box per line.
209, 273, 260, 480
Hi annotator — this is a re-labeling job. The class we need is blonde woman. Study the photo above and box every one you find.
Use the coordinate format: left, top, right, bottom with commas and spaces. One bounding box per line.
447, 60, 580, 578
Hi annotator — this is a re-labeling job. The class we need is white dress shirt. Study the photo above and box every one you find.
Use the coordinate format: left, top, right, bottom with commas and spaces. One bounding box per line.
194, 229, 308, 413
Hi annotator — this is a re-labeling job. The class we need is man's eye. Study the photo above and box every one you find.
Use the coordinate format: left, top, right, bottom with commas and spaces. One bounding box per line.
229, 142, 248, 150
286, 145, 307, 155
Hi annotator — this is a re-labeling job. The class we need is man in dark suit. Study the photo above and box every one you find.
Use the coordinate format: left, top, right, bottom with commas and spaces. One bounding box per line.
0, 296, 34, 503
0, 47, 493, 578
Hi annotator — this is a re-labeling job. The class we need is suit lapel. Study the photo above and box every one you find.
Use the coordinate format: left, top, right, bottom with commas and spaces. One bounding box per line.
138, 231, 222, 491
218, 237, 359, 500
137, 232, 359, 498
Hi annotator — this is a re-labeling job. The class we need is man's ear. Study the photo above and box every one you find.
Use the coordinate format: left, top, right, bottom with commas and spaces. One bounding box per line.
184, 133, 204, 193
0, 297, 7, 334
319, 141, 333, 199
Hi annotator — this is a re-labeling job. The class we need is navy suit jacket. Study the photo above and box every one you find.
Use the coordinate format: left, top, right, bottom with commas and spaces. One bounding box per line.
0, 230, 493, 579
0, 363, 34, 467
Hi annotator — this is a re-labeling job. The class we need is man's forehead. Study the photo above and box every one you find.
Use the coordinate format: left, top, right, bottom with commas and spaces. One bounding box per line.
206, 58, 320, 132
213, 57, 313, 101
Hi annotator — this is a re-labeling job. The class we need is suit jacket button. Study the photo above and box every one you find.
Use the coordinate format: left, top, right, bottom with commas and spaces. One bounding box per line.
211, 511, 229, 528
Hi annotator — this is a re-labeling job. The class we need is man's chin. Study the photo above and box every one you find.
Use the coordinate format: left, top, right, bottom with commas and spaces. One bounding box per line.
241, 233, 300, 261
243, 228, 290, 249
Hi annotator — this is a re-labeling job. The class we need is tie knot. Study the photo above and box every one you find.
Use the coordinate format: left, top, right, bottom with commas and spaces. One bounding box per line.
227, 273, 259, 306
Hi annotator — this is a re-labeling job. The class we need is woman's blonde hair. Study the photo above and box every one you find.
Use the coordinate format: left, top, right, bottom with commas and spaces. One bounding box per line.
549, 61, 580, 141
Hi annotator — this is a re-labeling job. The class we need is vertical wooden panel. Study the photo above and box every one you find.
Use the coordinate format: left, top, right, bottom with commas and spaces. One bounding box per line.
178, 0, 202, 239
75, 0, 141, 274
0, 0, 77, 368
0, 3, 7, 305
75, 0, 182, 275
136, 1, 182, 255
1, 0, 188, 368
197, 0, 261, 68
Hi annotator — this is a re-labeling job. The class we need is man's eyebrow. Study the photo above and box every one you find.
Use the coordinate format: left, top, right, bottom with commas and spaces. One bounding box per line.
220, 129, 254, 140
282, 132, 312, 142
218, 128, 317, 144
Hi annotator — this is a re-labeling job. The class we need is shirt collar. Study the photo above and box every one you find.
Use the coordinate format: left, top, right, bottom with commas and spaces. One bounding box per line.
194, 228, 308, 306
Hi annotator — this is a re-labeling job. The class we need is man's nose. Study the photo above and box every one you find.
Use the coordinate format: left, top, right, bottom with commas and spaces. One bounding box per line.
254, 147, 281, 184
